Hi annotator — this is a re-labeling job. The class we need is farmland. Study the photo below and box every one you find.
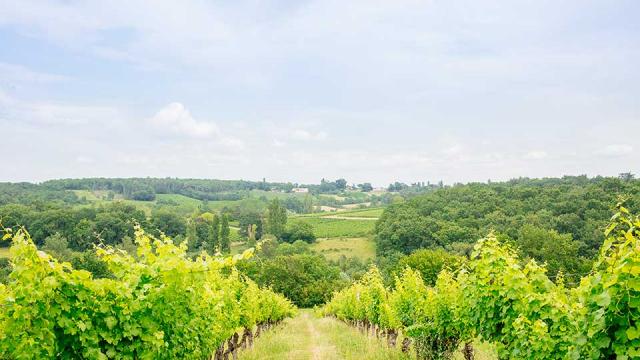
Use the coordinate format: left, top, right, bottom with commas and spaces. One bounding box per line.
310, 237, 376, 261
297, 217, 375, 238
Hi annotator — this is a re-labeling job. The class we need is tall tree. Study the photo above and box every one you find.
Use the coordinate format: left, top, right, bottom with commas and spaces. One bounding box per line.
255, 218, 264, 240
220, 214, 231, 253
303, 195, 314, 213
210, 214, 220, 253
266, 199, 287, 239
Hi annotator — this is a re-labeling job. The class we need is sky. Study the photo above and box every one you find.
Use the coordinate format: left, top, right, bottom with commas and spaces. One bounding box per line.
0, 0, 638, 186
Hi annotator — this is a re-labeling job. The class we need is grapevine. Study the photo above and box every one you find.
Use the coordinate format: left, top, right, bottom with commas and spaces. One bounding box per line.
0, 225, 295, 359
324, 203, 640, 359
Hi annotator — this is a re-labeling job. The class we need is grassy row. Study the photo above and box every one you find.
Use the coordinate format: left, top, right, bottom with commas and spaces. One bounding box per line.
238, 310, 497, 360
238, 310, 410, 360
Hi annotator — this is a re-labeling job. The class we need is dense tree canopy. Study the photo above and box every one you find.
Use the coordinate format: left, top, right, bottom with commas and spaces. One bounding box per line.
237, 240, 346, 307
375, 176, 640, 262
280, 221, 316, 244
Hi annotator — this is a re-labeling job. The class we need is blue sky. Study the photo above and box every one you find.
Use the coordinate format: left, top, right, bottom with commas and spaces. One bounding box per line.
0, 0, 638, 186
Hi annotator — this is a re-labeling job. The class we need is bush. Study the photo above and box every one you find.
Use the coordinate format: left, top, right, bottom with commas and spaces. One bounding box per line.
281, 221, 316, 243
240, 252, 346, 307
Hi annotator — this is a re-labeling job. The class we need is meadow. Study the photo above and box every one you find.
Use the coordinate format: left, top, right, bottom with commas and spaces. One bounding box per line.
335, 207, 383, 218
298, 217, 375, 238
310, 237, 376, 261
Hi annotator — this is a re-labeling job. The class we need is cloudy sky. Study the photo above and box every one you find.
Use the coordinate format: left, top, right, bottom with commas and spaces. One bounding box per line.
0, 1, 638, 186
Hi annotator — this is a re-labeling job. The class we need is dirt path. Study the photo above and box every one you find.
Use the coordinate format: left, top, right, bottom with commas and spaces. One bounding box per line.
304, 312, 337, 360
238, 310, 409, 360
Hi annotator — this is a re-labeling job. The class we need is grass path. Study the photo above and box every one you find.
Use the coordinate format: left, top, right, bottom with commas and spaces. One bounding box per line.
238, 310, 410, 360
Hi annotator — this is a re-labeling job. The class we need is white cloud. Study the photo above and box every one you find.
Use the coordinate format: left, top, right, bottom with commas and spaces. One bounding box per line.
147, 102, 218, 139
145, 102, 245, 150
0, 62, 69, 83
596, 144, 633, 157
524, 150, 548, 160
0, 90, 119, 126
290, 129, 328, 141
75, 156, 94, 164
0, 1, 639, 184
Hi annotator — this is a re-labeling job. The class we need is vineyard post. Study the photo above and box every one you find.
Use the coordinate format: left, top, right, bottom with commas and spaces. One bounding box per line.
386, 329, 398, 348
462, 342, 474, 360
401, 337, 412, 353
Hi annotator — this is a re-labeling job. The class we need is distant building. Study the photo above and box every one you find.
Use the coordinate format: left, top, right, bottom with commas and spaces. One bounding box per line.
292, 187, 309, 193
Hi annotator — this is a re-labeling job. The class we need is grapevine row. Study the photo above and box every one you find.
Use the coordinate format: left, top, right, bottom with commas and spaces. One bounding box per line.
0, 225, 296, 359
323, 204, 640, 359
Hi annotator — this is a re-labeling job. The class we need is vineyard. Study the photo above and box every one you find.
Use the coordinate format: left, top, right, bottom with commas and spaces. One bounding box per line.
323, 204, 640, 359
299, 217, 376, 238
0, 226, 295, 359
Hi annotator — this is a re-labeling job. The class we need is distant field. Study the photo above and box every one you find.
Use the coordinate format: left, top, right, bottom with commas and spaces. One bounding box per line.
71, 191, 249, 216
337, 208, 383, 218
311, 237, 375, 261
0, 247, 10, 258
72, 189, 123, 201
294, 207, 384, 219
298, 217, 375, 238
319, 194, 346, 201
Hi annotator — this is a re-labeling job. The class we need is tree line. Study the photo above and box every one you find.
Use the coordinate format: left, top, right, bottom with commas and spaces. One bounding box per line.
375, 175, 640, 282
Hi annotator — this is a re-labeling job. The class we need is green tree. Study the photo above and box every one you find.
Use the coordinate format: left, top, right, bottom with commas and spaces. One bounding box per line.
516, 224, 592, 282
303, 195, 314, 213
194, 215, 212, 252
266, 199, 287, 239
151, 209, 187, 238
220, 214, 230, 253
70, 218, 96, 250
210, 214, 220, 253
281, 221, 316, 244
42, 233, 73, 262
239, 253, 346, 307
255, 218, 264, 240
389, 248, 465, 286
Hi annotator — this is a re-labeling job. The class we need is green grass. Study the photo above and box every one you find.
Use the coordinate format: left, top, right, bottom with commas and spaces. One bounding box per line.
239, 310, 411, 360
336, 208, 384, 218
311, 237, 376, 261
319, 194, 346, 201
297, 217, 375, 238
155, 193, 201, 207
293, 207, 384, 219
0, 247, 10, 259
453, 341, 497, 360
72, 189, 106, 201
230, 227, 243, 242
230, 242, 249, 255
